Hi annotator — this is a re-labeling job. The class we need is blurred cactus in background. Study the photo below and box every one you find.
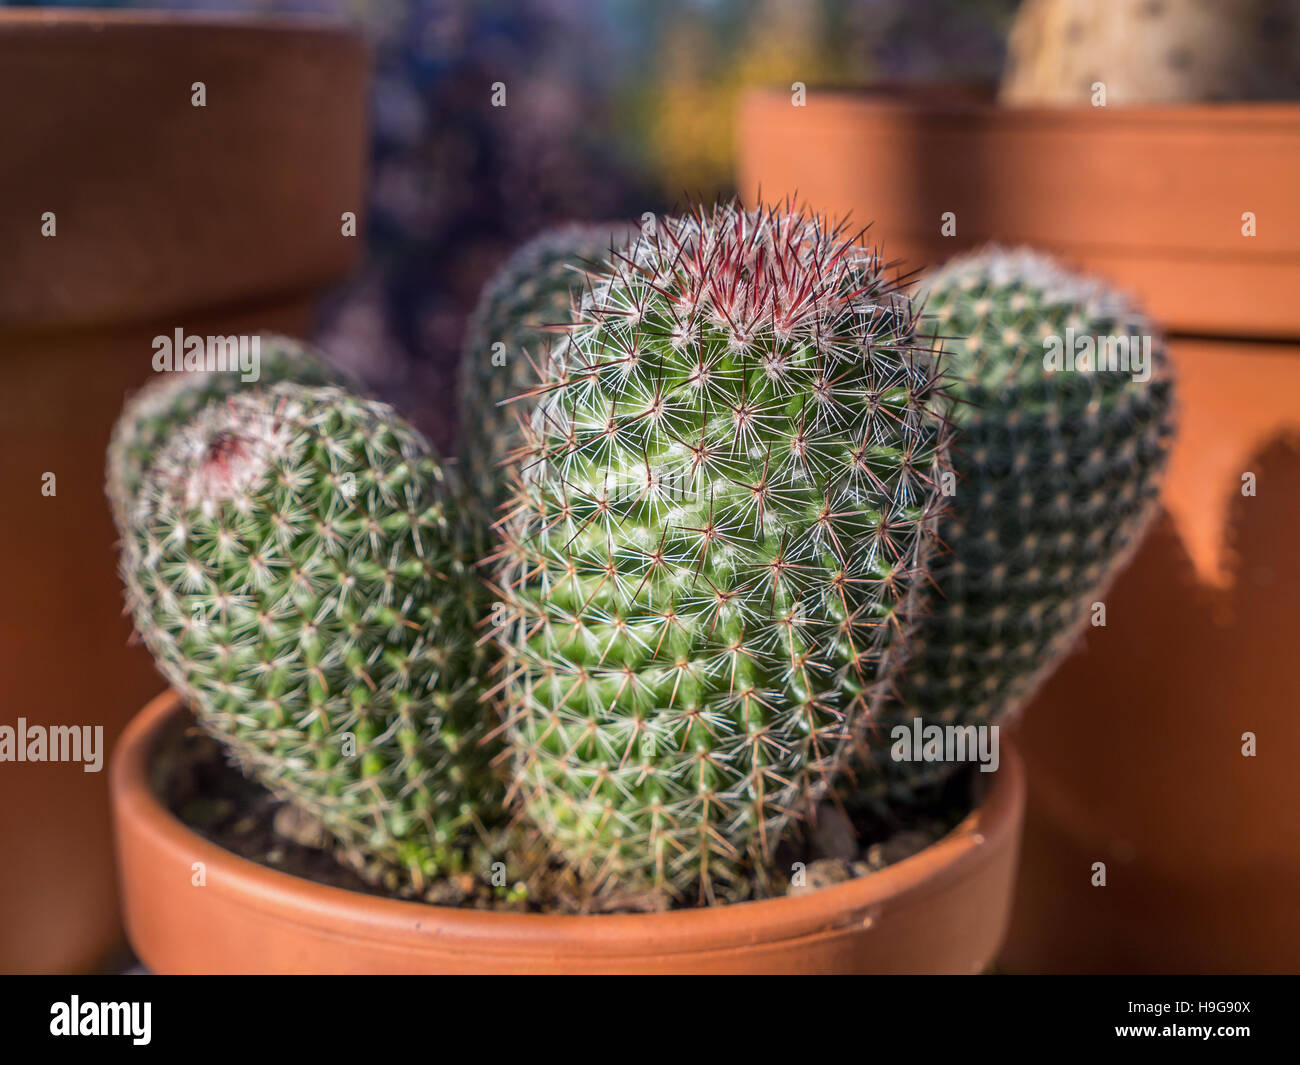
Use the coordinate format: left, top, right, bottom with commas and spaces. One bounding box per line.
841, 247, 1176, 808
456, 222, 638, 508
1002, 0, 1300, 106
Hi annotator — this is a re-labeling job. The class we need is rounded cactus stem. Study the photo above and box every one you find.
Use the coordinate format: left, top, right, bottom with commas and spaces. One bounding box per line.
121, 382, 501, 889
845, 246, 1177, 804
492, 201, 953, 902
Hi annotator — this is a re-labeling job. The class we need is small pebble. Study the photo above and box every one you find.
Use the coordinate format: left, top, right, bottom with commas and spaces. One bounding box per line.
865, 830, 933, 871
789, 858, 854, 896
808, 803, 859, 861
273, 804, 328, 849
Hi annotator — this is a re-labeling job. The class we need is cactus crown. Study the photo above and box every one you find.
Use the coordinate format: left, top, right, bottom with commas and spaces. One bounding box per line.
106, 334, 345, 533
493, 200, 952, 901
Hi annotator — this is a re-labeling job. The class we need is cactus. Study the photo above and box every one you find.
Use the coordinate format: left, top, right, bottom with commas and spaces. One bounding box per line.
106, 334, 347, 533
458, 223, 637, 508
846, 246, 1175, 803
492, 201, 952, 902
119, 382, 500, 890
1001, 0, 1300, 106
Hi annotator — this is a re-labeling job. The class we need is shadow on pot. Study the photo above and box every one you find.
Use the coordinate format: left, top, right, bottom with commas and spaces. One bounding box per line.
1003, 431, 1300, 973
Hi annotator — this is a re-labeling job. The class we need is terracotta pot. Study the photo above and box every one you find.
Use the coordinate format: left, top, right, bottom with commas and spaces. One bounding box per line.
999, 338, 1300, 973
112, 692, 1025, 974
0, 10, 367, 972
737, 86, 1300, 972
737, 87, 1300, 338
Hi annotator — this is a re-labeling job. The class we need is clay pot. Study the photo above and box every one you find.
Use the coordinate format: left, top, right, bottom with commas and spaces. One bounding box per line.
999, 338, 1300, 973
737, 86, 1300, 971
111, 692, 1025, 974
737, 87, 1300, 337
0, 10, 367, 972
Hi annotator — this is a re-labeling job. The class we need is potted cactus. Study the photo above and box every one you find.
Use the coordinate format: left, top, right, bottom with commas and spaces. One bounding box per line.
109, 202, 1171, 973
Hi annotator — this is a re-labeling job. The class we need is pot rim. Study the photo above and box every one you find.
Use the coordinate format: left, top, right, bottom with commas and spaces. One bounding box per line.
744, 83, 1300, 125
112, 690, 1023, 960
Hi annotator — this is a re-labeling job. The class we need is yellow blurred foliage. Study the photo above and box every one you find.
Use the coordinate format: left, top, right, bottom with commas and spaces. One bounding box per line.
644, 1, 839, 197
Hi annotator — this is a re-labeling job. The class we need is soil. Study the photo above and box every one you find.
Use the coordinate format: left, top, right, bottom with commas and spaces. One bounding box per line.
156, 710, 978, 914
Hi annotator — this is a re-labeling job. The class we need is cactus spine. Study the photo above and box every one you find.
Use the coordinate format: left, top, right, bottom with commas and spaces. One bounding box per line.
493, 202, 951, 902
120, 383, 499, 889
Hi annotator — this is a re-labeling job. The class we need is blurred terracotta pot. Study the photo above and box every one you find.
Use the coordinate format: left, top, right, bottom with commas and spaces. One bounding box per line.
112, 692, 1025, 975
1000, 339, 1300, 973
0, 10, 367, 972
738, 86, 1300, 972
738, 87, 1300, 338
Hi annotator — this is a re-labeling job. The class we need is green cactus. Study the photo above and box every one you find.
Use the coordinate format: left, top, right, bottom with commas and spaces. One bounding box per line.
457, 223, 637, 507
106, 333, 347, 533
119, 382, 501, 890
492, 202, 952, 903
846, 246, 1176, 804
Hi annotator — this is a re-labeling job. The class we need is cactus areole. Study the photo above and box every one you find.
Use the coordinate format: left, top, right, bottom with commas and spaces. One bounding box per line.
493, 201, 952, 902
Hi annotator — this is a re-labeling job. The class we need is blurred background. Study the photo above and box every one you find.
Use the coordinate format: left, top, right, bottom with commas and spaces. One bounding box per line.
5, 0, 1018, 448
2, 0, 1298, 974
